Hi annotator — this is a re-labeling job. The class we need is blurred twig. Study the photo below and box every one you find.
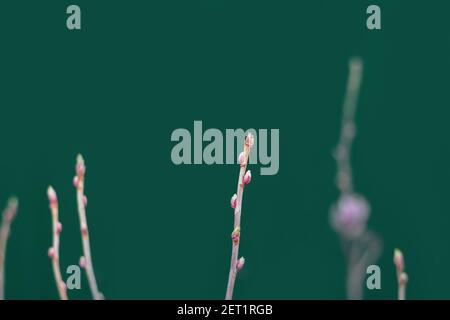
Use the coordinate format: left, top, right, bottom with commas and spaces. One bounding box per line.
0, 197, 18, 300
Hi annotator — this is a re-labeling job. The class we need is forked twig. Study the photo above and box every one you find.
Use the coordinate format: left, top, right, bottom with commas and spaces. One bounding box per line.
394, 248, 408, 300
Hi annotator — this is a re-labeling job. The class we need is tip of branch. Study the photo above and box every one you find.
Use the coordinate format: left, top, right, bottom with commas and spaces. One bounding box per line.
394, 248, 404, 271
2, 196, 19, 222
76, 154, 86, 177
77, 153, 84, 165
47, 186, 58, 206
7, 196, 19, 208
349, 56, 363, 72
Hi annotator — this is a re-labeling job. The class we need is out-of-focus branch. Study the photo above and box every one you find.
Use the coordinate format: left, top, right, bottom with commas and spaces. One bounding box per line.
394, 249, 408, 300
330, 57, 382, 300
0, 197, 18, 300
334, 57, 363, 194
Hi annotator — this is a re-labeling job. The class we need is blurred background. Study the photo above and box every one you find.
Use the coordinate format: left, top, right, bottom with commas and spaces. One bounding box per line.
1, 0, 449, 299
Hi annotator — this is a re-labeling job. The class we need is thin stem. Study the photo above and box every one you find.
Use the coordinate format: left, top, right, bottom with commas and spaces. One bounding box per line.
0, 198, 18, 300
335, 57, 363, 194
225, 133, 254, 300
398, 283, 406, 301
74, 154, 104, 300
345, 231, 381, 300
47, 187, 68, 300
394, 249, 408, 300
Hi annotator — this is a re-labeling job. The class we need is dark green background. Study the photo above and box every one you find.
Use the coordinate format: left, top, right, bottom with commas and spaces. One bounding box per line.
1, 0, 449, 299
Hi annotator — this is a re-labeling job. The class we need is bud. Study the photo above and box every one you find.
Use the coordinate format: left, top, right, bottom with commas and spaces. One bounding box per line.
79, 256, 87, 268
394, 249, 404, 272
73, 176, 79, 188
59, 281, 67, 291
76, 154, 86, 177
238, 152, 245, 165
236, 257, 245, 272
399, 272, 408, 285
81, 224, 88, 236
83, 195, 88, 206
330, 193, 370, 240
243, 170, 252, 185
245, 133, 254, 148
48, 247, 55, 259
47, 186, 58, 206
231, 227, 240, 245
230, 194, 238, 209
56, 222, 63, 234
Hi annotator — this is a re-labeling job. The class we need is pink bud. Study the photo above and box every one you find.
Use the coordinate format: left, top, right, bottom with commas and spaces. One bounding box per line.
83, 195, 88, 206
73, 176, 79, 188
243, 170, 252, 185
47, 186, 58, 206
59, 281, 67, 290
394, 249, 404, 272
48, 247, 55, 259
79, 256, 87, 268
236, 257, 245, 271
3, 198, 18, 222
399, 272, 408, 285
56, 222, 63, 234
238, 152, 245, 165
245, 133, 254, 148
76, 154, 86, 177
231, 227, 240, 245
230, 194, 237, 209
81, 225, 88, 236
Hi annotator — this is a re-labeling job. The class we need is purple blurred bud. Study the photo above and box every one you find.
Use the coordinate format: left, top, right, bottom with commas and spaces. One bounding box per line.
330, 193, 370, 240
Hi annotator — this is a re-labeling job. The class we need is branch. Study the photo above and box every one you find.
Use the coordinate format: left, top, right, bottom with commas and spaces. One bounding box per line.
225, 133, 254, 300
331, 57, 382, 299
0, 197, 18, 300
73, 154, 104, 300
394, 248, 408, 300
334, 57, 363, 194
47, 187, 67, 300
345, 231, 381, 300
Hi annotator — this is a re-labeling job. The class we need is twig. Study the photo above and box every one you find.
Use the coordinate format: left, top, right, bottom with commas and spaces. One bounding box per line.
330, 57, 382, 299
0, 197, 18, 300
73, 154, 104, 300
47, 187, 68, 300
335, 57, 363, 194
394, 248, 408, 300
345, 231, 381, 300
225, 133, 254, 300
